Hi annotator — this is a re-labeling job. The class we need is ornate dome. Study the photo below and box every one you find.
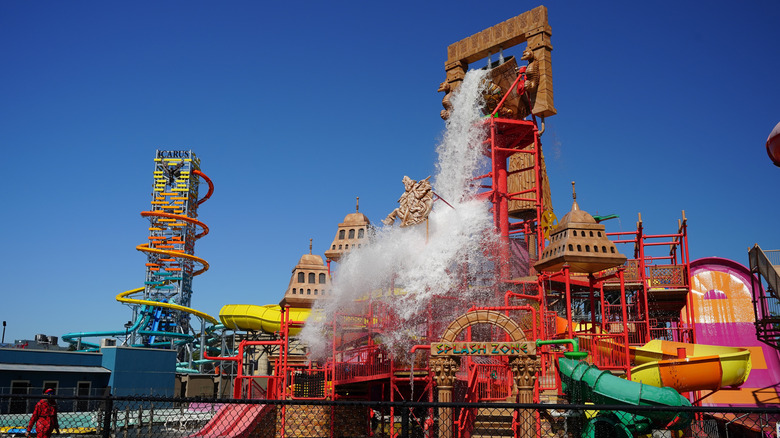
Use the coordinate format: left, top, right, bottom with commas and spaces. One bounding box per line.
534, 187, 626, 274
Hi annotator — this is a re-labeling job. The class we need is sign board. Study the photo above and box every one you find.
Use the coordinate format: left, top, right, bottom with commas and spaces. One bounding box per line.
431, 342, 535, 356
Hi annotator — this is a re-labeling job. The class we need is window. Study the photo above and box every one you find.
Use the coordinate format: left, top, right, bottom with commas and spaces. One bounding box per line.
339, 230, 345, 239
572, 230, 577, 236
589, 231, 594, 237
292, 288, 296, 294
338, 245, 342, 250
568, 244, 573, 251
594, 246, 598, 252
585, 245, 590, 252
358, 228, 364, 238
10, 381, 30, 414
308, 273, 315, 283
610, 247, 615, 253
332, 245, 335, 250
77, 381, 91, 411
298, 272, 305, 283
319, 273, 326, 284
577, 245, 582, 252
598, 232, 602, 237
348, 229, 355, 239
307, 289, 311, 295
314, 289, 318, 295
602, 246, 607, 253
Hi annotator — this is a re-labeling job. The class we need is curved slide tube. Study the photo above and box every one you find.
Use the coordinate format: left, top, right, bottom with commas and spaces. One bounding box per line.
630, 340, 751, 393
558, 358, 692, 437
219, 304, 312, 335
117, 287, 218, 324
62, 286, 218, 349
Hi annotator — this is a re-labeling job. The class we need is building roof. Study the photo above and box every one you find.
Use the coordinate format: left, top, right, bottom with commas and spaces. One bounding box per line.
0, 363, 111, 373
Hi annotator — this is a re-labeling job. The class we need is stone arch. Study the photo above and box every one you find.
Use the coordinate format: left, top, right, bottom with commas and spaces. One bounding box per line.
439, 310, 526, 343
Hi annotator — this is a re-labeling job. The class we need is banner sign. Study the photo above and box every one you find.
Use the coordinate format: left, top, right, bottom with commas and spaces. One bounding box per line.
430, 342, 535, 356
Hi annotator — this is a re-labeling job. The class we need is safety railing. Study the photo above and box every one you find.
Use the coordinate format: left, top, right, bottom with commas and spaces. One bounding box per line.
647, 264, 687, 288
333, 344, 391, 383
649, 325, 694, 343
473, 363, 513, 401
289, 369, 328, 400
577, 333, 629, 371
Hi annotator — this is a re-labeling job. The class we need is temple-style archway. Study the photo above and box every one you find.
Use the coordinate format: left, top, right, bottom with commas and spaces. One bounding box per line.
430, 309, 540, 438
439, 309, 526, 343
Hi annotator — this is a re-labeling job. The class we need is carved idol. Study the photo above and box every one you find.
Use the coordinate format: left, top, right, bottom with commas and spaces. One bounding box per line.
438, 81, 453, 120
519, 46, 538, 118
383, 176, 434, 227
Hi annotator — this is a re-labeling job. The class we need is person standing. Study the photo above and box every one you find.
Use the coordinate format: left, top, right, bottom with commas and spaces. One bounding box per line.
26, 388, 59, 437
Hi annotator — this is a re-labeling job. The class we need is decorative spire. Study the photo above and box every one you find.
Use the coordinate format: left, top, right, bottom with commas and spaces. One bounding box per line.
571, 181, 579, 211
309, 238, 313, 255
356, 197, 360, 213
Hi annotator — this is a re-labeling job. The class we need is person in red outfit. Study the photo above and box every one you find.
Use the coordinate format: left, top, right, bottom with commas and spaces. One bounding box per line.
26, 388, 59, 437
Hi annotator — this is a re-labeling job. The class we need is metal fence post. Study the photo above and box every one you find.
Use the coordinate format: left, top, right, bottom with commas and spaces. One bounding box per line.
401, 402, 410, 438
101, 394, 113, 438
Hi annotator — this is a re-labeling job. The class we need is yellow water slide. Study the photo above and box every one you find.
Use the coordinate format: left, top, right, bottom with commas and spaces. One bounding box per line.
219, 304, 312, 335
630, 340, 752, 393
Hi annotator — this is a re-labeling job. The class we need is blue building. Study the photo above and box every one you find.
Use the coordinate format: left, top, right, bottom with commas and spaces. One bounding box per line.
0, 346, 176, 413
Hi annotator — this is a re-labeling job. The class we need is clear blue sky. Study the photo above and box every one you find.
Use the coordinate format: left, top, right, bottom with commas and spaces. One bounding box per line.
1, 1, 778, 344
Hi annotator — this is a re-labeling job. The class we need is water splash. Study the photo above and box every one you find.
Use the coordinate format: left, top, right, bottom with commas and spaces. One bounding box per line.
302, 69, 499, 358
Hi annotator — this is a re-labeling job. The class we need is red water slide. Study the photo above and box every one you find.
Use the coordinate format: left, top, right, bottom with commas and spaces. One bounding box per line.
188, 404, 270, 438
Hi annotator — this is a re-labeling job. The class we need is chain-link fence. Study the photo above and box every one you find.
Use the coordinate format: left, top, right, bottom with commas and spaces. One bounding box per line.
1, 394, 777, 438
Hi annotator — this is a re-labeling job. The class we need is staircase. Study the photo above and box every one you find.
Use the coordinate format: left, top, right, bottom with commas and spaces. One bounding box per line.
748, 244, 780, 350
470, 406, 514, 438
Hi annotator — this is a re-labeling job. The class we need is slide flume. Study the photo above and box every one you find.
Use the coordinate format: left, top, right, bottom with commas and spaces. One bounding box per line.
219, 304, 311, 335
630, 340, 751, 393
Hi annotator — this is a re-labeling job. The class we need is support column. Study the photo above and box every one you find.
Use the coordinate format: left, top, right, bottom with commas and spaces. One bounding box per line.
510, 355, 540, 438
431, 357, 459, 438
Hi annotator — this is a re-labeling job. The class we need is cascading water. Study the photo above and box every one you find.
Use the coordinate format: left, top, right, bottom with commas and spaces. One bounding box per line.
301, 69, 501, 358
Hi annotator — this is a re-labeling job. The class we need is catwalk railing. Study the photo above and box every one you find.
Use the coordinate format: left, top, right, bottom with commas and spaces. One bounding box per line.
2, 394, 777, 438
748, 245, 780, 350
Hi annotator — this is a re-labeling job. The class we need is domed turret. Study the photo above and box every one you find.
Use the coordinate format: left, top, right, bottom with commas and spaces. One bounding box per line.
534, 183, 626, 274
324, 198, 371, 263
280, 239, 331, 308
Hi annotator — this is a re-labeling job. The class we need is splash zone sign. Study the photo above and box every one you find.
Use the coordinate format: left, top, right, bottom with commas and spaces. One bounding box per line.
431, 342, 535, 356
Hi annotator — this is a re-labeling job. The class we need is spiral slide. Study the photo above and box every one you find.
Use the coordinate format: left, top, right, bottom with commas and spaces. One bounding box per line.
63, 167, 217, 350
219, 304, 312, 335
630, 340, 751, 393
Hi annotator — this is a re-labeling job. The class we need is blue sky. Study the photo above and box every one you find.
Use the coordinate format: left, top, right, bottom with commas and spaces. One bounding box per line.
1, 1, 778, 343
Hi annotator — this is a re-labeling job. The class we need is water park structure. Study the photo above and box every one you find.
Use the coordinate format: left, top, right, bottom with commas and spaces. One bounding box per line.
14, 5, 779, 438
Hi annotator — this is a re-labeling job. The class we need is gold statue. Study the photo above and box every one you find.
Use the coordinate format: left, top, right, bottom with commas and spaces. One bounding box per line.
383, 176, 434, 227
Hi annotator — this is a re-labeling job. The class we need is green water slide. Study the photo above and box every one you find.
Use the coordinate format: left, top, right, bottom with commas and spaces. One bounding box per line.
557, 358, 693, 438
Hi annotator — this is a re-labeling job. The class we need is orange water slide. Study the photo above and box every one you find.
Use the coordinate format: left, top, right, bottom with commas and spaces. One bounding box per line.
629, 340, 752, 393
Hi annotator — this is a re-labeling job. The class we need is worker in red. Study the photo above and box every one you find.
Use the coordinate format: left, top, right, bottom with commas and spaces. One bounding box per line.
26, 388, 60, 437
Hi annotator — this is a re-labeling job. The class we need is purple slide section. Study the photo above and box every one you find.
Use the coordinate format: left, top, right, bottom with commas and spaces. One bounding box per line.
690, 258, 780, 406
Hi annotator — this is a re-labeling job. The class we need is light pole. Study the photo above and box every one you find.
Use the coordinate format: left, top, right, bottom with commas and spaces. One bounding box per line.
2, 321, 6, 344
